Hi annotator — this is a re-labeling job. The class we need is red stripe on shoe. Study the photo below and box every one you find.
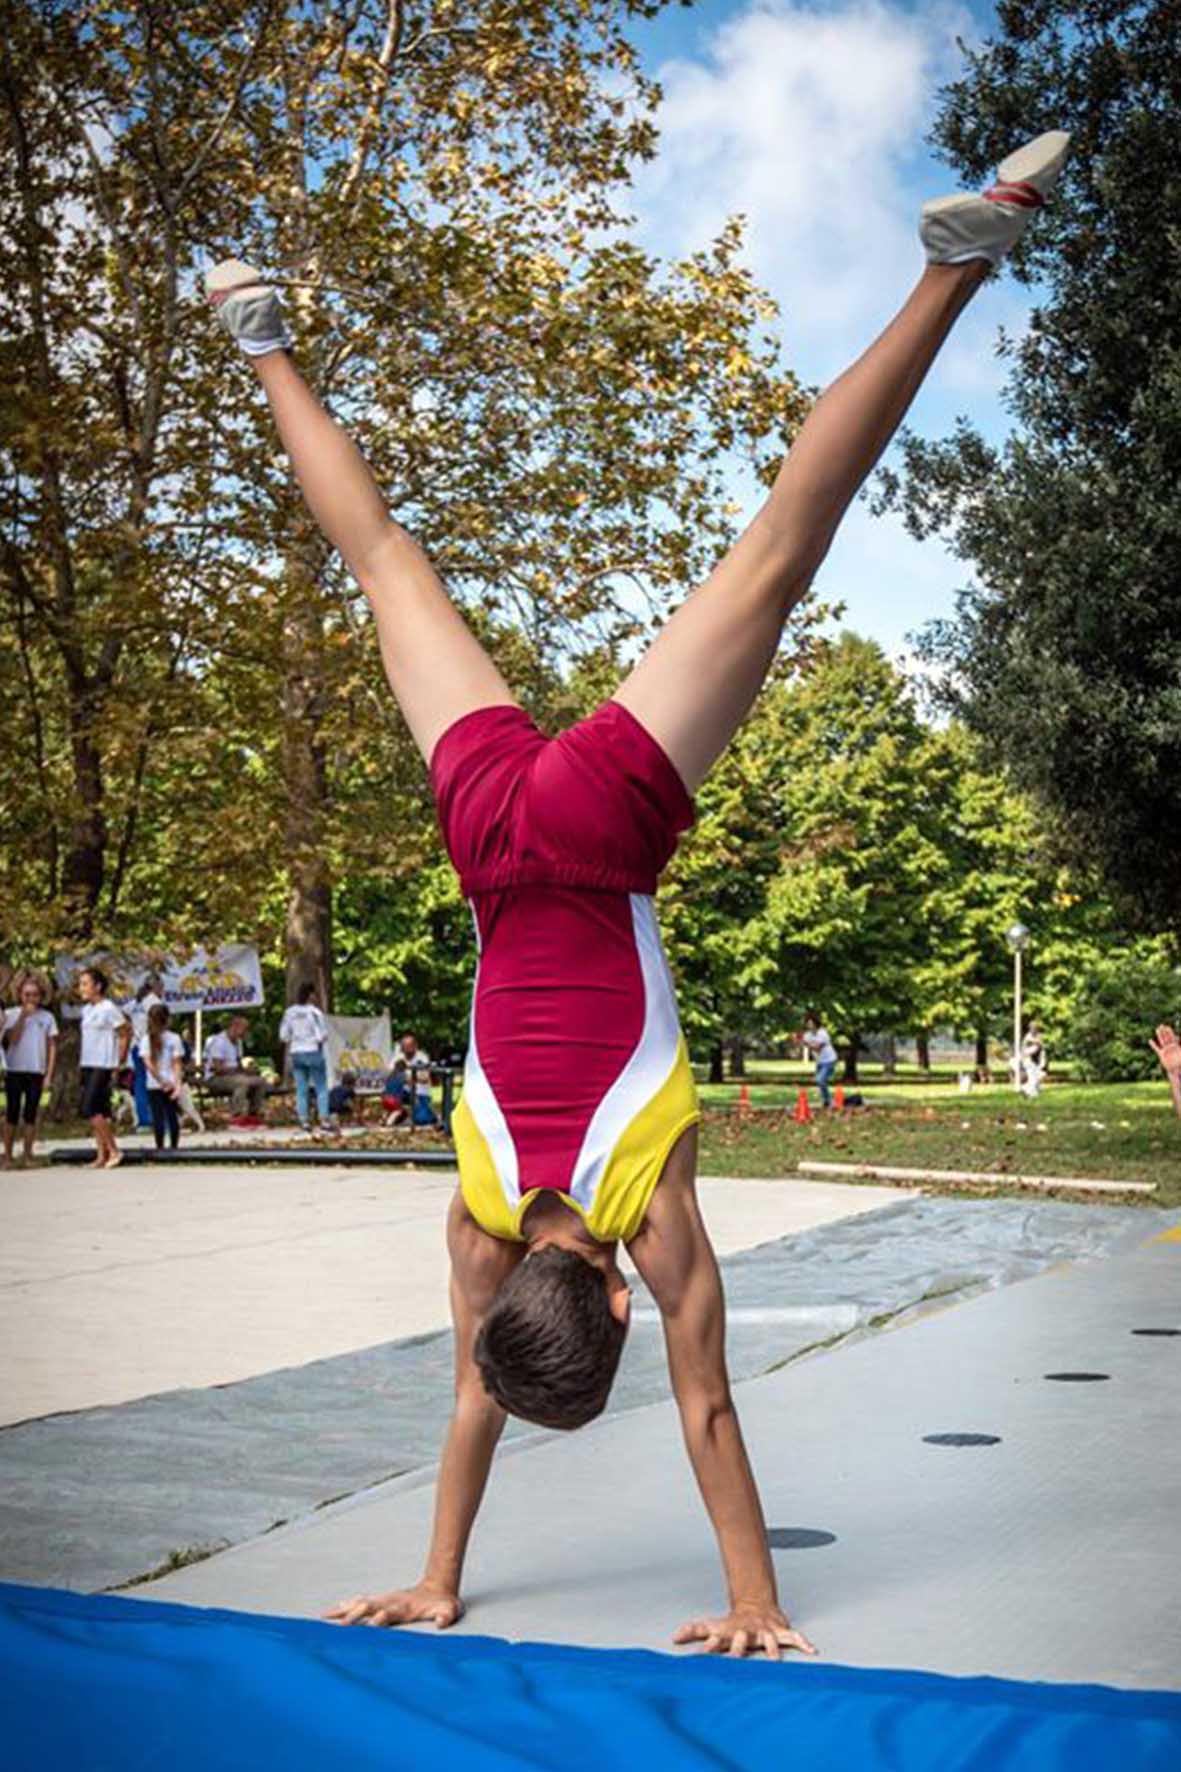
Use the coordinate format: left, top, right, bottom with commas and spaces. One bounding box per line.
982, 179, 1044, 210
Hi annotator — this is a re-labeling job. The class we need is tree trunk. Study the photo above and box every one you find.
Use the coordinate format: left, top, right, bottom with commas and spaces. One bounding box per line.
842, 1035, 860, 1083
881, 1033, 897, 1078
282, 573, 333, 1011
975, 1027, 989, 1078
728, 1036, 746, 1079
916, 1029, 931, 1072
60, 674, 107, 932
708, 1040, 725, 1084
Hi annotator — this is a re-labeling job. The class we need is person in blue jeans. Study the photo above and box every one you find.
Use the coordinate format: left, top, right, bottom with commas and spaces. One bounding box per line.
279, 983, 332, 1132
801, 1010, 839, 1109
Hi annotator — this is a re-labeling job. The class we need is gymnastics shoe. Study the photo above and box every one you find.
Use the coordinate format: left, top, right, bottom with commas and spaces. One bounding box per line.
205, 257, 292, 356
920, 130, 1071, 268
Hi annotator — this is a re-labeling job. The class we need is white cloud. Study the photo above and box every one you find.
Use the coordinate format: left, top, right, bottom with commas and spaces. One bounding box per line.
629, 0, 1033, 646
636, 1, 983, 378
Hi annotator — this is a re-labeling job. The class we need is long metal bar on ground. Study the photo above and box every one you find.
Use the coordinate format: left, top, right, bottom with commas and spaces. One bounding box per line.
798, 1159, 1156, 1196
46, 1147, 457, 1169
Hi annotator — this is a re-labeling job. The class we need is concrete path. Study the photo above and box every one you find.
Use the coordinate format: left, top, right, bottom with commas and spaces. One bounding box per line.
0, 1164, 911, 1424
133, 1220, 1181, 1691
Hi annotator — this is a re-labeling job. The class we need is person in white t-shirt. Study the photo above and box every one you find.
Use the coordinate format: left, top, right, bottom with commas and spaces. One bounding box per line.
801, 1010, 839, 1110
2, 975, 58, 1167
279, 983, 332, 1132
203, 1014, 269, 1122
141, 1002, 186, 1151
78, 966, 131, 1169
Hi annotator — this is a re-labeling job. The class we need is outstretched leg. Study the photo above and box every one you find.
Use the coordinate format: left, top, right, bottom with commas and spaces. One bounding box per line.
613, 260, 985, 791
216, 288, 517, 764
614, 122, 1071, 793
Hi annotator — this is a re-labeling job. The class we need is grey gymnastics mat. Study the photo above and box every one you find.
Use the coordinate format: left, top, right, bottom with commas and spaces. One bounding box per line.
129, 1221, 1181, 1690
0, 1197, 1143, 1592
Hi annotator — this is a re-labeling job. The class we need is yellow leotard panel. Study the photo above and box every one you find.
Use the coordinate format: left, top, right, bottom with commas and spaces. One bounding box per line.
454, 1035, 700, 1245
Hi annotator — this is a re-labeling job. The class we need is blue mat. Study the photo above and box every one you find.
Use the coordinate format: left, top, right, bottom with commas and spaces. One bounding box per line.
3, 1584, 1179, 1771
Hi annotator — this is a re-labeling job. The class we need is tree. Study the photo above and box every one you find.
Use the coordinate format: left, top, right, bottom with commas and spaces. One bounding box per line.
1, 0, 811, 1000
912, 722, 1145, 1071
1060, 944, 1181, 1081
736, 635, 953, 1080
877, 0, 1181, 936
658, 655, 807, 1082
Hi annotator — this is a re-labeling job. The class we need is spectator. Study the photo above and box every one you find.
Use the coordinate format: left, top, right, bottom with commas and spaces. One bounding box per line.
328, 1070, 357, 1123
1150, 1023, 1181, 1119
78, 966, 131, 1169
382, 1058, 409, 1126
2, 974, 58, 1169
128, 974, 164, 1131
801, 1010, 839, 1110
278, 983, 332, 1133
399, 1031, 431, 1071
141, 1002, 184, 1152
1020, 1021, 1046, 1098
203, 1013, 268, 1124
411, 1063, 439, 1127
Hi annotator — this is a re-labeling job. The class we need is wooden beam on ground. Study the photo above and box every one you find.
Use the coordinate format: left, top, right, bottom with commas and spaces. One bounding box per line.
797, 1160, 1156, 1197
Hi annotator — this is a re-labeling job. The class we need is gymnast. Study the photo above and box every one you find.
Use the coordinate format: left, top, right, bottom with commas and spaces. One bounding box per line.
208, 128, 1069, 1658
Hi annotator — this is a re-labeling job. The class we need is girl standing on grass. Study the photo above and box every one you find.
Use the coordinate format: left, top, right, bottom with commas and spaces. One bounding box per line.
78, 967, 131, 1170
142, 1002, 185, 1153
2, 975, 58, 1169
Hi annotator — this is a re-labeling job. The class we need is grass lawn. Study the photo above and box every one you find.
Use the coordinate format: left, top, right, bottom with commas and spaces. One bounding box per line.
37, 1074, 1178, 1210
696, 1078, 1181, 1207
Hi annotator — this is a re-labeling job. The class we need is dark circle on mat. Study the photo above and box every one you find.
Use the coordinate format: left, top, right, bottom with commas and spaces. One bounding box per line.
1131, 1328, 1181, 1337
767, 1528, 838, 1550
922, 1433, 1001, 1447
1044, 1371, 1110, 1382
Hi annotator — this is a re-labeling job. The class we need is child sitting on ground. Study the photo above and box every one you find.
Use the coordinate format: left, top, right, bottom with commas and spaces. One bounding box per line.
381, 1059, 409, 1127
328, 1070, 357, 1123
411, 1063, 438, 1127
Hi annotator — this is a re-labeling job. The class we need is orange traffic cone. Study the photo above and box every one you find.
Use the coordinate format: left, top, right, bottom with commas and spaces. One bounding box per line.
833, 1085, 845, 1112
792, 1087, 812, 1124
737, 1081, 752, 1118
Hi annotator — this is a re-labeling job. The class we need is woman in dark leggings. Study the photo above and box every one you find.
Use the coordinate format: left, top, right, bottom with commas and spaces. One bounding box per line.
2, 975, 58, 1168
142, 1003, 185, 1152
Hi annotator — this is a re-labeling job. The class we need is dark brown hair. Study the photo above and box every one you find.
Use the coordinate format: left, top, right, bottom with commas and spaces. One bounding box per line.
473, 1246, 627, 1431
147, 1001, 171, 1065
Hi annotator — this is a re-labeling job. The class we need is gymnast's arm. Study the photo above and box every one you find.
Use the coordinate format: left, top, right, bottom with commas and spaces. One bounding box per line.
324, 1191, 522, 1628
628, 1173, 816, 1658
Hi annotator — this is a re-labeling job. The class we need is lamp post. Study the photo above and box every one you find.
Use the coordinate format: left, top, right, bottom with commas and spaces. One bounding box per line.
1006, 922, 1031, 1093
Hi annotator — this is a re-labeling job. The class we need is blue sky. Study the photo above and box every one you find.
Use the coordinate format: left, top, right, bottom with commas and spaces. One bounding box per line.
622, 0, 1022, 657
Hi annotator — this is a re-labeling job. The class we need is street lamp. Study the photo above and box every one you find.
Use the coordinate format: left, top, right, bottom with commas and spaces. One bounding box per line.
1006, 922, 1031, 1093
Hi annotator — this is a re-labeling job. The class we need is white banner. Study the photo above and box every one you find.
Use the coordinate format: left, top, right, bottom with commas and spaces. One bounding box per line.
54, 945, 264, 1018
324, 1012, 392, 1094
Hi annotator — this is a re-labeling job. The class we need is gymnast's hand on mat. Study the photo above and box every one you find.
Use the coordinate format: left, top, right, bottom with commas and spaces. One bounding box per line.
673, 1604, 818, 1661
322, 1583, 465, 1629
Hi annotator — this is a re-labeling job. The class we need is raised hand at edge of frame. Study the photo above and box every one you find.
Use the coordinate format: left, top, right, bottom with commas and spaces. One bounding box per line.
1148, 1024, 1181, 1076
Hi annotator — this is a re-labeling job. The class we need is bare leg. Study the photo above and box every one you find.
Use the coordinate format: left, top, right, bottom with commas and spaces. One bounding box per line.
249, 351, 517, 763
614, 262, 988, 791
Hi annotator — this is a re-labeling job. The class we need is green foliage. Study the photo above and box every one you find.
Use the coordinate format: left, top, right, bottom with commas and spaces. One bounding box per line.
749, 635, 948, 1046
1059, 944, 1181, 1081
0, 0, 811, 966
876, 0, 1181, 934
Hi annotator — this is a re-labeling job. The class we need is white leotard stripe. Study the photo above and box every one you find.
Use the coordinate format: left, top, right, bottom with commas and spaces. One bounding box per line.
461, 905, 520, 1206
